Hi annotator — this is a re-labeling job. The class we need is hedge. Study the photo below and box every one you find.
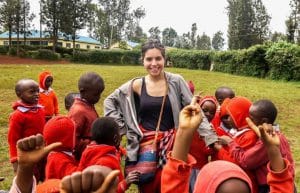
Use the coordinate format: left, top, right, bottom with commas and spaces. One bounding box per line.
72, 50, 140, 65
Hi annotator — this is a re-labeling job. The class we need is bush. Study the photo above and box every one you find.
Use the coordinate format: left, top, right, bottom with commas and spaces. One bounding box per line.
0, 46, 9, 55
167, 49, 212, 70
265, 41, 300, 81
72, 50, 140, 65
34, 49, 60, 60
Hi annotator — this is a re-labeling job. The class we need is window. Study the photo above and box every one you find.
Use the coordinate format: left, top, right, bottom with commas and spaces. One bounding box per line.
86, 45, 90, 49
76, 44, 80, 49
3, 41, 9, 46
66, 43, 71, 48
95, 46, 100, 49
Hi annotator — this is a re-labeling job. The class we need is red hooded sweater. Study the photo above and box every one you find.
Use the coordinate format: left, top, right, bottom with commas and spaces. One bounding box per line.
43, 116, 78, 180
161, 152, 294, 193
38, 71, 59, 118
78, 143, 128, 193
8, 101, 45, 163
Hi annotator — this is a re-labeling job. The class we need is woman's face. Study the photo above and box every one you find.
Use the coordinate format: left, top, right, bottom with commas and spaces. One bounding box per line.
143, 48, 165, 77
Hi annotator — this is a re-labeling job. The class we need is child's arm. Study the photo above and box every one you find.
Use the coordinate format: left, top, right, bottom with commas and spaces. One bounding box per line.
60, 165, 120, 193
247, 118, 294, 192
14, 134, 61, 193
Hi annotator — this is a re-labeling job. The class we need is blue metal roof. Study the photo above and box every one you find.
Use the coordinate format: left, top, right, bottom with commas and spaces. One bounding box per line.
127, 40, 139, 48
0, 30, 100, 45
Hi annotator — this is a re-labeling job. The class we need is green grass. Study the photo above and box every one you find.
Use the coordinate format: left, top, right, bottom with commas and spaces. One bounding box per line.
0, 64, 299, 191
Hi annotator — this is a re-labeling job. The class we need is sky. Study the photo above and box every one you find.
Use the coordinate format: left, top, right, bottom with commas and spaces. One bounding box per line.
29, 0, 291, 39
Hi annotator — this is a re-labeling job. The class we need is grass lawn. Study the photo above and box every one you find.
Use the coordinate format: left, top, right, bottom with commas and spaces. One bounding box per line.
0, 64, 299, 191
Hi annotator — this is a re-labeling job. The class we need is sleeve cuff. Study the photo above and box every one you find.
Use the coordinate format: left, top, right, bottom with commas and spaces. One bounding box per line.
10, 157, 18, 163
267, 158, 290, 175
167, 152, 196, 174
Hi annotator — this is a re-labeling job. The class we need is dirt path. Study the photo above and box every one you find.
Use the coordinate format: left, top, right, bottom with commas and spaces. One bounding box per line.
0, 55, 71, 65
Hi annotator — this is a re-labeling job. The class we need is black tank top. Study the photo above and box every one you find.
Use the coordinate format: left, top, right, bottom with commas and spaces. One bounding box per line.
139, 77, 174, 131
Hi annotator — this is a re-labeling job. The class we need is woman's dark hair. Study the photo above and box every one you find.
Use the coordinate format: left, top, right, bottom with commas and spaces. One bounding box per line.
141, 39, 165, 60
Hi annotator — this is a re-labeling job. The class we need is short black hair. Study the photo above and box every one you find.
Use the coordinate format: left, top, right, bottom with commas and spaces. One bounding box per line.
15, 79, 38, 97
78, 72, 105, 94
215, 86, 235, 98
252, 99, 277, 124
64, 92, 80, 111
141, 39, 165, 60
91, 117, 119, 145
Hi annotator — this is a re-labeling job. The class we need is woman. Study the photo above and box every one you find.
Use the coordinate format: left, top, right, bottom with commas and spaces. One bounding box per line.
104, 39, 217, 193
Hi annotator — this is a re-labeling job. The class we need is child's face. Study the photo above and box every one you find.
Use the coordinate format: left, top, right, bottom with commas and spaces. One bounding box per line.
45, 76, 53, 89
20, 82, 39, 104
201, 101, 216, 122
220, 115, 232, 129
249, 105, 261, 126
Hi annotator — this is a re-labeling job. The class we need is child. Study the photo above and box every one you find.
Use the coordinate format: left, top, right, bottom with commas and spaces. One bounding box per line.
228, 99, 295, 193
161, 103, 294, 193
43, 116, 78, 180
212, 86, 235, 129
189, 96, 217, 193
68, 72, 105, 160
7, 79, 45, 179
78, 117, 140, 193
214, 86, 235, 105
38, 71, 59, 121
64, 92, 80, 111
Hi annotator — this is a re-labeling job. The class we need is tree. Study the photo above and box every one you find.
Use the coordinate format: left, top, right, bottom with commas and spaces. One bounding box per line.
20, 0, 35, 46
227, 0, 256, 49
252, 0, 271, 44
162, 27, 177, 47
148, 26, 161, 41
190, 23, 197, 48
287, 0, 300, 43
0, 0, 18, 49
270, 31, 287, 42
41, 0, 63, 52
125, 6, 146, 43
60, 0, 92, 55
212, 31, 225, 50
196, 33, 211, 50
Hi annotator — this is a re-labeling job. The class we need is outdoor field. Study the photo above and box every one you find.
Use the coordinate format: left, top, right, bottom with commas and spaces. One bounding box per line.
0, 63, 299, 191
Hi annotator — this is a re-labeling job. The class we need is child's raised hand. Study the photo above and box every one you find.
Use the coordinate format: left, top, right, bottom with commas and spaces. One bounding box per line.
60, 166, 120, 193
179, 103, 202, 132
17, 134, 61, 167
246, 117, 261, 138
259, 123, 280, 147
125, 171, 140, 185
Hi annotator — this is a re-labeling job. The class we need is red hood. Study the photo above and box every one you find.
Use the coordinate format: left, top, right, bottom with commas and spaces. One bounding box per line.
194, 160, 253, 193
39, 71, 52, 90
226, 97, 252, 130
199, 96, 218, 107
43, 116, 75, 152
219, 98, 231, 118
187, 80, 195, 94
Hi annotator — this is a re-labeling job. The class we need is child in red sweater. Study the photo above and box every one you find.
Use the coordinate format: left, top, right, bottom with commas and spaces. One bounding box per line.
8, 79, 45, 180
38, 71, 59, 121
189, 96, 217, 193
68, 72, 105, 160
228, 99, 295, 193
43, 116, 78, 180
78, 117, 140, 193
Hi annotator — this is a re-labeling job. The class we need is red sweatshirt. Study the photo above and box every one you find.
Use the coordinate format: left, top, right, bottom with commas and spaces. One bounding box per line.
38, 71, 59, 118
8, 101, 45, 163
161, 153, 294, 193
228, 132, 295, 185
79, 143, 128, 193
68, 98, 98, 158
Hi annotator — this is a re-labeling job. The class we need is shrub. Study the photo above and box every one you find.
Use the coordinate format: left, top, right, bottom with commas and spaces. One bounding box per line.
265, 41, 300, 81
35, 49, 60, 60
0, 46, 9, 55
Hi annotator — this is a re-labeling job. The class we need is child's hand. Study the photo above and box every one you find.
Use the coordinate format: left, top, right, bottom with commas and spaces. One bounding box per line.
125, 171, 140, 185
60, 166, 120, 193
218, 135, 233, 145
178, 104, 202, 132
259, 123, 280, 147
17, 134, 61, 167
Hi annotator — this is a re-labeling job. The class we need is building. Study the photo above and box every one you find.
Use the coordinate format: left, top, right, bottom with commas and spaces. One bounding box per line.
0, 30, 102, 50
110, 40, 139, 50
